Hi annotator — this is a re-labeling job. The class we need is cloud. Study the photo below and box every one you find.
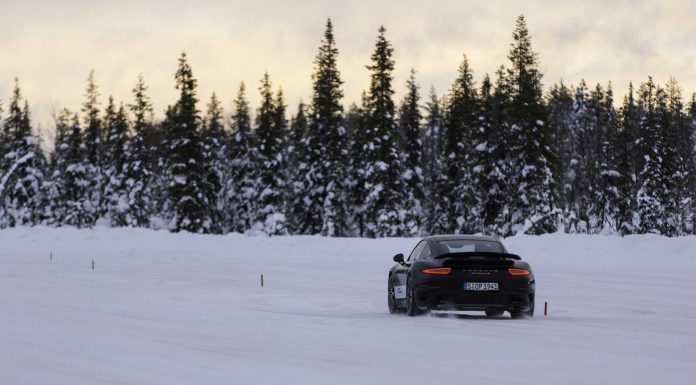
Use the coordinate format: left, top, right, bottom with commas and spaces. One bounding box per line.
1, 0, 695, 134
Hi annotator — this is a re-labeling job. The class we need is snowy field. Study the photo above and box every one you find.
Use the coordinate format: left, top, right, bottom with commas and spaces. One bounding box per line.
1, 227, 695, 385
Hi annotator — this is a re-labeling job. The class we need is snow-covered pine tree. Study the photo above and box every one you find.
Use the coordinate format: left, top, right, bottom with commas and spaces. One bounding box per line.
226, 82, 257, 234
595, 83, 620, 233
421, 87, 444, 235
568, 81, 592, 232
505, 15, 557, 235
42, 109, 74, 225
687, 94, 696, 234
125, 74, 155, 227
273, 89, 292, 233
202, 92, 226, 233
438, 55, 479, 234
252, 74, 287, 235
307, 19, 350, 237
101, 97, 130, 226
472, 75, 504, 235
0, 100, 5, 167
636, 78, 665, 234
362, 26, 404, 237
656, 78, 682, 236
397, 68, 424, 236
0, 80, 46, 227
321, 174, 350, 235
487, 66, 517, 236
569, 82, 615, 233
346, 95, 369, 236
660, 78, 694, 235
611, 83, 641, 234
150, 107, 177, 228
81, 70, 103, 223
590, 83, 617, 233
63, 113, 94, 227
167, 52, 212, 233
284, 101, 310, 234
0, 94, 9, 226
547, 81, 575, 231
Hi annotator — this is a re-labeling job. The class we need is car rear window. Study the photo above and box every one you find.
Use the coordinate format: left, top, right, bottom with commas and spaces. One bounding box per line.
438, 240, 503, 253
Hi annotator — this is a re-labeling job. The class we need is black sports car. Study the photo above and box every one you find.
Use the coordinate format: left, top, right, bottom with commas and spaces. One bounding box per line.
387, 235, 535, 318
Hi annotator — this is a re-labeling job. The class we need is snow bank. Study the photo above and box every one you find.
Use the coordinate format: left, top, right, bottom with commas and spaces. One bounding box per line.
1, 227, 695, 385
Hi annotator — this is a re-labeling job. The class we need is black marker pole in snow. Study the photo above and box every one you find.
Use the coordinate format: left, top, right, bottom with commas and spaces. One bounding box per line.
92, 260, 94, 270
261, 274, 264, 287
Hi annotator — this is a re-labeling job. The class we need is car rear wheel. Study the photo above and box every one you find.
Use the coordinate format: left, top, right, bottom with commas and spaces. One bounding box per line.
388, 277, 400, 314
511, 303, 534, 319
406, 276, 423, 317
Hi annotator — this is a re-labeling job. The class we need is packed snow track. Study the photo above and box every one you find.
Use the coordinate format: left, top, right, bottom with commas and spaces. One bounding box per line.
1, 227, 695, 385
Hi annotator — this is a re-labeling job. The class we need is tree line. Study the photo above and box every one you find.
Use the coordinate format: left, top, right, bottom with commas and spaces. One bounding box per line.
1, 16, 695, 237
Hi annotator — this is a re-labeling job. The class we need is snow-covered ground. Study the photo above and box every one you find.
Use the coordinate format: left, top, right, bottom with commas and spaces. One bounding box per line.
1, 227, 695, 385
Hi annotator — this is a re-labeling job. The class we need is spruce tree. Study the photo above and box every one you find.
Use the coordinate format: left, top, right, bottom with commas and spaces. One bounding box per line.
547, 81, 574, 230
62, 113, 93, 227
398, 69, 424, 235
362, 26, 404, 237
0, 80, 45, 227
584, 83, 611, 233
505, 15, 557, 234
658, 79, 681, 235
687, 94, 696, 234
303, 19, 350, 236
81, 70, 103, 222
566, 81, 614, 233
252, 73, 287, 235
488, 66, 516, 236
595, 83, 619, 233
346, 94, 370, 236
226, 82, 257, 233
612, 83, 641, 234
285, 101, 310, 234
43, 109, 73, 225
421, 87, 443, 235
167, 52, 212, 233
203, 92, 226, 233
636, 78, 664, 234
473, 74, 504, 235
658, 78, 695, 235
82, 71, 102, 165
102, 97, 130, 226
126, 74, 155, 227
572, 81, 593, 231
438, 56, 479, 234
0, 100, 5, 169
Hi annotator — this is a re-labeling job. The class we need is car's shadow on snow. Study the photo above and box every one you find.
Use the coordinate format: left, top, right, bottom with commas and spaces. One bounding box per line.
428, 311, 509, 320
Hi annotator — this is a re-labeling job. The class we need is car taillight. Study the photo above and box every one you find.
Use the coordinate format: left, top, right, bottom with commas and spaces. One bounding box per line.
422, 267, 452, 275
508, 268, 529, 276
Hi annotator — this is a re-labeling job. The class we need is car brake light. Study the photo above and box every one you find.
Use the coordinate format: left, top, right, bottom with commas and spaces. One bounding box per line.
508, 268, 529, 276
422, 267, 451, 275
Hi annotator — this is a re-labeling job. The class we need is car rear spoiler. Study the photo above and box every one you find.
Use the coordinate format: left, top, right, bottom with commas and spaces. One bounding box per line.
434, 252, 521, 260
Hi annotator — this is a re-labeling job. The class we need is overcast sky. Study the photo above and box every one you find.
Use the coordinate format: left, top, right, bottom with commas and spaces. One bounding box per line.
2, 0, 695, 134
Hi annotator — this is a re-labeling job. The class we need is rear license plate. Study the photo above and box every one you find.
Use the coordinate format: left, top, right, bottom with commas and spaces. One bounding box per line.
464, 282, 499, 291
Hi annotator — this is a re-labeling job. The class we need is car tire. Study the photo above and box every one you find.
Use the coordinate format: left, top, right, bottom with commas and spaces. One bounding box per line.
406, 276, 423, 317
511, 303, 534, 319
485, 310, 504, 317
388, 276, 400, 314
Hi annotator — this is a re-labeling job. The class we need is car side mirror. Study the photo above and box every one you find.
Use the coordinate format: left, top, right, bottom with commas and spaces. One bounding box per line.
393, 253, 405, 264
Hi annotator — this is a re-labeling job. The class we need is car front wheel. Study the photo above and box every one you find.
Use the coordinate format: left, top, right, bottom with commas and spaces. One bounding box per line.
388, 277, 399, 314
